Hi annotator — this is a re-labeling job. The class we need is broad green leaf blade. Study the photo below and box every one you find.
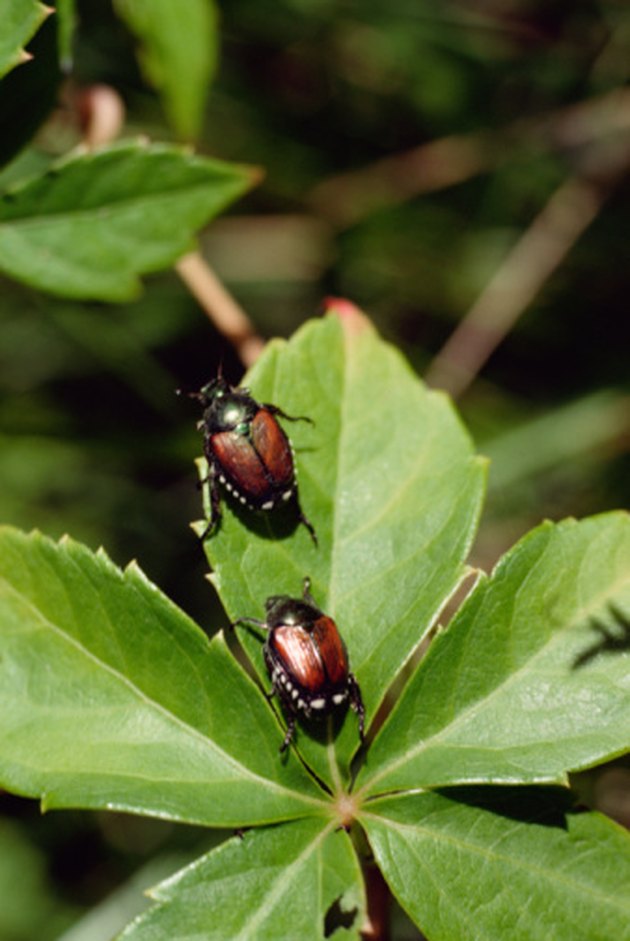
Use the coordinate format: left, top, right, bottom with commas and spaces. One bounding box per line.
200, 309, 485, 784
0, 0, 50, 79
362, 789, 630, 941
0, 527, 325, 826
359, 512, 630, 794
114, 0, 218, 141
119, 818, 365, 941
0, 140, 254, 300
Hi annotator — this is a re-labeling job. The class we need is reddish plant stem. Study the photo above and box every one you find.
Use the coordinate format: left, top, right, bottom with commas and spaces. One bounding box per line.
426, 137, 630, 397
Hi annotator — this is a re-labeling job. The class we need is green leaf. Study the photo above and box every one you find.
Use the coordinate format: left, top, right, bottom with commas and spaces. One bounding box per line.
0, 816, 75, 940
0, 527, 325, 826
0, 140, 254, 300
55, 0, 76, 71
114, 0, 219, 141
57, 854, 193, 941
0, 13, 61, 169
483, 390, 629, 496
362, 789, 630, 941
119, 818, 365, 941
199, 309, 485, 785
359, 512, 630, 794
0, 0, 50, 79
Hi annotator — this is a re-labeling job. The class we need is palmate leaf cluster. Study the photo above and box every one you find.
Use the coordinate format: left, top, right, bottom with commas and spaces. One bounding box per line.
0, 3, 629, 939
0, 312, 629, 940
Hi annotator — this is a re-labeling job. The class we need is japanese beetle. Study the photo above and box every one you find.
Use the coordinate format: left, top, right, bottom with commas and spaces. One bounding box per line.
188, 377, 316, 543
232, 578, 365, 752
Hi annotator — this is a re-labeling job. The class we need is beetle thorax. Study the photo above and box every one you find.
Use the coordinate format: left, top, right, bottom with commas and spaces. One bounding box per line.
265, 597, 319, 628
206, 395, 253, 433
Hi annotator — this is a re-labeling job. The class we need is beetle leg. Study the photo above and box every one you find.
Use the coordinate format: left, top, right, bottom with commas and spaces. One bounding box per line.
279, 714, 297, 752
230, 616, 269, 633
198, 462, 222, 540
196, 472, 210, 491
301, 576, 317, 605
297, 505, 318, 546
263, 404, 314, 425
272, 681, 299, 753
209, 471, 222, 530
196, 441, 211, 491
347, 672, 366, 741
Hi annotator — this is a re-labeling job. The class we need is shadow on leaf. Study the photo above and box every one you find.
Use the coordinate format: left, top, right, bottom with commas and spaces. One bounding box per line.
573, 602, 630, 668
324, 894, 358, 937
436, 785, 578, 830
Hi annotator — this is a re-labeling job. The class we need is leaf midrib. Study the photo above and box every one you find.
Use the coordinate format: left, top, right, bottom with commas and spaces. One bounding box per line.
0, 179, 228, 229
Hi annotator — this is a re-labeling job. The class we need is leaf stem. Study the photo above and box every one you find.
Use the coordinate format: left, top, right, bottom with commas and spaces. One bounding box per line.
176, 251, 265, 368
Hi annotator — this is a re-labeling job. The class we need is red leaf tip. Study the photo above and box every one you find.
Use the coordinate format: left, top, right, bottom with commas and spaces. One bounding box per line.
323, 296, 370, 336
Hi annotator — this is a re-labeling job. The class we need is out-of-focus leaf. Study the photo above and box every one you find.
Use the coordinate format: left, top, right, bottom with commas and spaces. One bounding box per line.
0, 140, 255, 300
119, 819, 365, 941
54, 0, 76, 71
114, 0, 219, 140
0, 12, 60, 168
363, 789, 630, 941
57, 853, 193, 941
199, 308, 485, 785
359, 513, 630, 794
483, 391, 630, 495
0, 527, 324, 826
0, 817, 76, 940
0, 0, 49, 78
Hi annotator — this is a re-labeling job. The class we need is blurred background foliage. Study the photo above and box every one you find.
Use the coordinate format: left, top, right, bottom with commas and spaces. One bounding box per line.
0, 0, 628, 937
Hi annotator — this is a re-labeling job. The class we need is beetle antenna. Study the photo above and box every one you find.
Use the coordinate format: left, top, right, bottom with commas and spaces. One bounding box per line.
175, 385, 207, 403
217, 358, 229, 383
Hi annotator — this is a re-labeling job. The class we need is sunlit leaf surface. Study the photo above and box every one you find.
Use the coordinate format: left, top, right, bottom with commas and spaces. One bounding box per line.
363, 789, 630, 941
119, 818, 365, 940
359, 512, 630, 793
0, 527, 323, 826
200, 309, 485, 785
